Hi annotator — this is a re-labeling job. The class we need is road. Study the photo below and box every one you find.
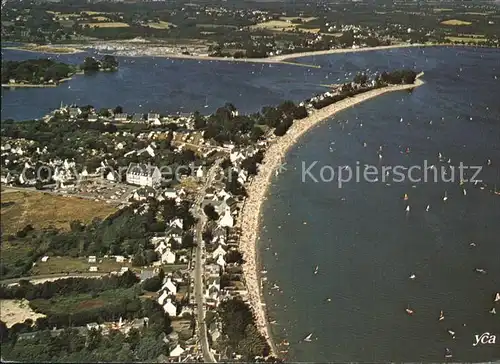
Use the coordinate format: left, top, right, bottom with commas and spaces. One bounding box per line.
0, 272, 106, 285
191, 159, 223, 363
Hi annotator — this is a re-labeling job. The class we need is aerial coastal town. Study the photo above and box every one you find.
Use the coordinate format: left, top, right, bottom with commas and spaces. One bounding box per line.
0, 65, 420, 362
1, 0, 499, 362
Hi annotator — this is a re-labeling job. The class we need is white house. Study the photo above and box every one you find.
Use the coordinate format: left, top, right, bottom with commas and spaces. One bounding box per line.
169, 218, 183, 230
212, 245, 226, 259
163, 298, 177, 317
161, 248, 176, 264
41, 256, 49, 262
115, 255, 126, 263
196, 166, 204, 178
125, 163, 162, 187
88, 256, 97, 263
147, 113, 160, 124
154, 240, 168, 254
169, 344, 185, 358
216, 254, 226, 269
219, 209, 234, 228
164, 189, 177, 199
158, 290, 169, 306
89, 266, 98, 272
161, 277, 177, 295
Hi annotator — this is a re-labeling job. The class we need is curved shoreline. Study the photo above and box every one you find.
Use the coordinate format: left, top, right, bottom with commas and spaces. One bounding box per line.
238, 75, 425, 358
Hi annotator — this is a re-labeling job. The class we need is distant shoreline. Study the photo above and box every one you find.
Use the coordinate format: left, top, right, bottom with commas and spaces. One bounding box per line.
93, 43, 497, 66
238, 73, 425, 358
3, 45, 84, 55
2, 77, 74, 88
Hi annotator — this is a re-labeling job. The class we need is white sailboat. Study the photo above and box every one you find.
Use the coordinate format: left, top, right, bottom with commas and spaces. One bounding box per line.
406, 205, 410, 213
304, 333, 313, 342
494, 292, 500, 302
204, 96, 209, 108
314, 266, 319, 275
443, 192, 448, 202
426, 205, 430, 212
439, 310, 444, 321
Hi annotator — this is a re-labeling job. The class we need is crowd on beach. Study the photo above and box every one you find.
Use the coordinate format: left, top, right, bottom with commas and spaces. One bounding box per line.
237, 76, 424, 356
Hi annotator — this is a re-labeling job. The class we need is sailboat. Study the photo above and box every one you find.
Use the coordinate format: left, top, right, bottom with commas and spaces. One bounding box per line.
405, 205, 410, 213
463, 188, 467, 196
494, 184, 500, 196
403, 193, 409, 201
445, 348, 453, 358
443, 192, 448, 201
405, 306, 414, 315
426, 205, 430, 212
304, 333, 313, 342
314, 266, 319, 275
204, 96, 209, 108
439, 310, 444, 321
495, 292, 500, 302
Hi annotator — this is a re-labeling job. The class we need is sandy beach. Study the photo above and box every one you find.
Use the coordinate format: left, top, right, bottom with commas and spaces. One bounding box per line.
238, 75, 425, 357
3, 45, 84, 54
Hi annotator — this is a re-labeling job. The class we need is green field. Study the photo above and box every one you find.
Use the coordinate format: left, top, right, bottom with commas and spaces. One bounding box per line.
29, 287, 136, 315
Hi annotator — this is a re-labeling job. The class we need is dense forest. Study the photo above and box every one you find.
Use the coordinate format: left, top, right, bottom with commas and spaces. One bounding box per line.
1, 59, 77, 84
0, 273, 174, 362
217, 298, 270, 360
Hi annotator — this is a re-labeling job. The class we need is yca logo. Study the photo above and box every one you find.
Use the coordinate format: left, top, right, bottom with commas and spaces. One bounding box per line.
473, 332, 497, 346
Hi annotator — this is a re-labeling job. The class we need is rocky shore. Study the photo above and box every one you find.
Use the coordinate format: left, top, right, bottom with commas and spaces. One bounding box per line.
238, 74, 425, 357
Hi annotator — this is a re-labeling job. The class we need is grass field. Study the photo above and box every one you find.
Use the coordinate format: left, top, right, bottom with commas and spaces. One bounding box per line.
251, 20, 296, 31
29, 288, 135, 315
146, 20, 175, 29
0, 299, 46, 327
87, 22, 130, 28
0, 190, 117, 235
441, 19, 473, 26
251, 19, 320, 33
446, 36, 487, 43
280, 16, 317, 22
92, 16, 110, 21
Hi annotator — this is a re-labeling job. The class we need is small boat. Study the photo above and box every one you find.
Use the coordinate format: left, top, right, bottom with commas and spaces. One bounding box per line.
490, 307, 497, 315
495, 292, 500, 302
445, 348, 453, 358
406, 205, 410, 213
443, 192, 448, 202
404, 193, 409, 201
439, 310, 444, 321
405, 306, 414, 315
314, 266, 319, 275
447, 329, 456, 337
426, 205, 430, 212
494, 184, 500, 196
409, 274, 416, 280
304, 333, 313, 342
474, 268, 487, 274
463, 188, 467, 196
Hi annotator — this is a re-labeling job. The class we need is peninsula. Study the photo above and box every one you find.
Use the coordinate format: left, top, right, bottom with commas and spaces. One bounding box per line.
1, 56, 119, 88
238, 71, 425, 356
